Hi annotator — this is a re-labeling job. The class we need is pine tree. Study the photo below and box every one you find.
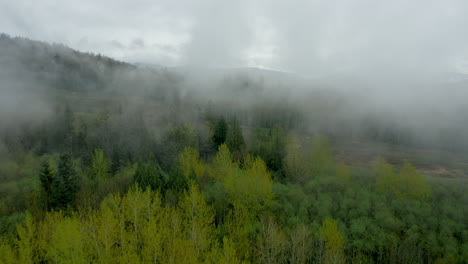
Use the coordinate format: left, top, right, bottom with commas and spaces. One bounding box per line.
39, 160, 54, 211
212, 117, 228, 148
51, 153, 80, 210
133, 159, 166, 191
110, 147, 122, 176
226, 118, 245, 155
91, 148, 110, 179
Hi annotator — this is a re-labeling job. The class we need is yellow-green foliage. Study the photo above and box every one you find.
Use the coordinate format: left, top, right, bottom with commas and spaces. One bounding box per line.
48, 217, 89, 264
310, 135, 335, 177
0, 239, 16, 264
224, 155, 274, 212
319, 218, 345, 264
335, 162, 351, 185
91, 148, 110, 179
375, 159, 432, 199
398, 163, 432, 199
225, 201, 254, 261
2, 184, 229, 264
210, 144, 238, 180
179, 147, 205, 179
284, 133, 308, 183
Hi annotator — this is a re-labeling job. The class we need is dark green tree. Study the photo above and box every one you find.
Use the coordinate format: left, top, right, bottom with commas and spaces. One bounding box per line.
226, 118, 245, 154
51, 153, 80, 210
39, 160, 54, 211
110, 147, 122, 176
212, 117, 227, 148
166, 163, 188, 193
252, 125, 286, 176
133, 159, 166, 192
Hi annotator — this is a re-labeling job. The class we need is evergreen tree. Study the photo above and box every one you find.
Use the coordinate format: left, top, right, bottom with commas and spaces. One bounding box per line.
212, 117, 228, 148
226, 118, 245, 156
252, 125, 286, 176
91, 148, 110, 179
110, 147, 122, 176
133, 159, 166, 191
39, 160, 54, 211
51, 153, 80, 210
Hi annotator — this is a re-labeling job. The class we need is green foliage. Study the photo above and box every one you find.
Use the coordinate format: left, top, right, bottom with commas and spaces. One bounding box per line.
319, 218, 345, 264
226, 118, 245, 157
51, 153, 80, 210
251, 125, 286, 176
91, 148, 110, 179
39, 160, 54, 210
375, 159, 432, 199
335, 162, 351, 185
284, 133, 308, 183
160, 123, 199, 169
212, 117, 228, 148
224, 156, 274, 212
133, 159, 166, 191
210, 144, 238, 180
179, 147, 205, 179
310, 134, 335, 178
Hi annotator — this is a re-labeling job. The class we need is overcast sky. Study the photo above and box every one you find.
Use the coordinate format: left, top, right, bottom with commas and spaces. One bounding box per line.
1, 0, 468, 77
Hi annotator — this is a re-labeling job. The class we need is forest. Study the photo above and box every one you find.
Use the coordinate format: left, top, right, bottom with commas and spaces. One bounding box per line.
0, 34, 467, 264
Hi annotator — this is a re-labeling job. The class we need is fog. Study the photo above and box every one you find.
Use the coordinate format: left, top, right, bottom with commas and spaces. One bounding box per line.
1, 0, 468, 154
1, 0, 467, 75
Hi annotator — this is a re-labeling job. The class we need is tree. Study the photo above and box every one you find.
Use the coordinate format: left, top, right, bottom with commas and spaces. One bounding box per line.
179, 181, 217, 259
224, 156, 274, 212
226, 118, 245, 157
133, 159, 166, 191
310, 135, 334, 178
210, 144, 237, 181
160, 123, 199, 169
179, 147, 205, 179
398, 163, 432, 199
319, 218, 345, 264
39, 160, 54, 211
48, 217, 89, 264
251, 125, 286, 176
91, 148, 110, 179
51, 153, 80, 210
256, 216, 288, 264
284, 133, 308, 183
335, 162, 351, 185
110, 147, 123, 176
212, 117, 228, 148
289, 224, 312, 264
375, 160, 432, 199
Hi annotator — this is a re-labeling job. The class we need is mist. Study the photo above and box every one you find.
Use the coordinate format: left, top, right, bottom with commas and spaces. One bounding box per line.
1, 0, 468, 154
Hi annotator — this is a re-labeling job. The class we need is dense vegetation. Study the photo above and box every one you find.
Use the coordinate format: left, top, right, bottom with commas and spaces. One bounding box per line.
0, 34, 467, 263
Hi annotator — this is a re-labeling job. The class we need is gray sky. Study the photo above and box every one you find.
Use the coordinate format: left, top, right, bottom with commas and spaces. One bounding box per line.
1, 0, 468, 76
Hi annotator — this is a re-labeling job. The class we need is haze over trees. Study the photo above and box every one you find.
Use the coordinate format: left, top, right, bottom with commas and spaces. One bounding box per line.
0, 33, 467, 264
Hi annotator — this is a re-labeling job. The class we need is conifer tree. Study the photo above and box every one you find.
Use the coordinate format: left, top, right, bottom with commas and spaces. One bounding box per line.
133, 159, 166, 191
39, 160, 54, 210
91, 148, 110, 179
51, 153, 80, 210
212, 117, 228, 148
226, 118, 245, 155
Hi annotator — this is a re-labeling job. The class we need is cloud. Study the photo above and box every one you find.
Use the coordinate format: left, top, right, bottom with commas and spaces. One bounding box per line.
1, 0, 468, 75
